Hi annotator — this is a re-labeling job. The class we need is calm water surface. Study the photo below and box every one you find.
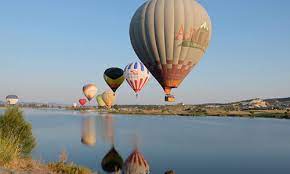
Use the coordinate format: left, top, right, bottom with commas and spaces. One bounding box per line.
2, 109, 290, 173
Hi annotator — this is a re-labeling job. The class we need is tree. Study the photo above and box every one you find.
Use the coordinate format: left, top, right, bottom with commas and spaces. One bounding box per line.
0, 107, 36, 155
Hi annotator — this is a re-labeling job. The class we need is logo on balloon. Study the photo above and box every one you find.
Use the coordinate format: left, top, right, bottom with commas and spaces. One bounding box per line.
129, 70, 139, 75
175, 22, 210, 52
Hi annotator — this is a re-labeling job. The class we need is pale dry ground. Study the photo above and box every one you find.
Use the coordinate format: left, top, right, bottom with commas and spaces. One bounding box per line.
2, 158, 55, 174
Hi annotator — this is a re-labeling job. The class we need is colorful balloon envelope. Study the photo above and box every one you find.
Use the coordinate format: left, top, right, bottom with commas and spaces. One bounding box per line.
104, 67, 124, 92
130, 0, 212, 102
123, 149, 150, 174
124, 62, 150, 95
79, 99, 87, 106
83, 84, 97, 101
102, 90, 116, 109
96, 94, 106, 107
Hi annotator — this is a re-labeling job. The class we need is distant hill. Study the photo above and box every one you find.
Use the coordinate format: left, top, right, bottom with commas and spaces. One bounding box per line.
264, 97, 290, 104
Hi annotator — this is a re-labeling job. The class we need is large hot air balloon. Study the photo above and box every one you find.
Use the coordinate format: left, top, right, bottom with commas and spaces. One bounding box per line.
83, 84, 97, 101
102, 91, 116, 109
6, 95, 19, 105
81, 117, 96, 146
123, 149, 150, 174
96, 94, 106, 107
104, 67, 125, 93
124, 62, 150, 96
79, 99, 87, 106
130, 0, 212, 102
101, 146, 123, 173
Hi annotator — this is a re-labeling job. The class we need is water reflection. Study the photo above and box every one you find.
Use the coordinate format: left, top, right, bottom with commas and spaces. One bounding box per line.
123, 148, 150, 174
101, 146, 123, 173
23, 109, 290, 173
81, 116, 96, 146
80, 114, 150, 173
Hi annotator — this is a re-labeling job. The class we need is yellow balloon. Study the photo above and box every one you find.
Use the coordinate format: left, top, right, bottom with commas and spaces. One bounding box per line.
102, 91, 116, 109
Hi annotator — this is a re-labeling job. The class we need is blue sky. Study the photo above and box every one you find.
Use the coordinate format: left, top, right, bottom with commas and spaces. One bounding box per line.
0, 0, 289, 105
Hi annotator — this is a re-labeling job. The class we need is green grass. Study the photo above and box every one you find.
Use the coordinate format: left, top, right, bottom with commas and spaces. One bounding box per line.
0, 136, 20, 166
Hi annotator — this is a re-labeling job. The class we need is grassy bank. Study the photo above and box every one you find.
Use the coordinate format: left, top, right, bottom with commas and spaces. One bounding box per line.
66, 105, 290, 119
0, 107, 92, 174
106, 106, 290, 119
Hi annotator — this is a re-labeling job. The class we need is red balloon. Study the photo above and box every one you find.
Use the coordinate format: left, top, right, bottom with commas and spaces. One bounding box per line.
79, 99, 87, 106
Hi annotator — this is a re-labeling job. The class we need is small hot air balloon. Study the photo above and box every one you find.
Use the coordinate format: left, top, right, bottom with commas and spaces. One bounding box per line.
124, 62, 150, 96
104, 67, 125, 93
83, 84, 97, 101
6, 95, 19, 105
79, 99, 87, 106
102, 91, 116, 109
73, 103, 77, 108
130, 0, 212, 102
96, 94, 106, 107
101, 146, 123, 173
81, 117, 96, 146
123, 149, 150, 174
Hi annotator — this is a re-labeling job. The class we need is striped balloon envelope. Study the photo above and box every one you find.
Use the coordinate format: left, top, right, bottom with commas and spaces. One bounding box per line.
124, 62, 150, 95
123, 149, 150, 174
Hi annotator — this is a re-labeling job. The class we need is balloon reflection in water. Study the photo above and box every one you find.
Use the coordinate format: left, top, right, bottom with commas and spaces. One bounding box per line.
101, 146, 123, 173
123, 148, 150, 174
81, 116, 96, 146
101, 114, 115, 144
100, 114, 124, 173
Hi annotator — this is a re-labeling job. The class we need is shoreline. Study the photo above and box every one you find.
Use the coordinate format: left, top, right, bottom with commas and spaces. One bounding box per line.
65, 106, 290, 120
1, 106, 289, 120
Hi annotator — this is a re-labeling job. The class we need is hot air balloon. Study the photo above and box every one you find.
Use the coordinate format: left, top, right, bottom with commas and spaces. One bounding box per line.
6, 95, 19, 105
104, 67, 125, 93
123, 149, 150, 174
96, 94, 106, 107
79, 99, 87, 106
124, 62, 150, 96
130, 0, 212, 102
102, 90, 116, 109
83, 84, 97, 101
101, 146, 123, 173
81, 116, 96, 146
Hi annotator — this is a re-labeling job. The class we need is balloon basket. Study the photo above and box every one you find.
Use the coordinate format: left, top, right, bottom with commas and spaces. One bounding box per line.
165, 95, 176, 102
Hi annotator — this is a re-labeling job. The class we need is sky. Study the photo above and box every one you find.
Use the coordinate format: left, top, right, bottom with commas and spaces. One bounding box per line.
0, 0, 289, 105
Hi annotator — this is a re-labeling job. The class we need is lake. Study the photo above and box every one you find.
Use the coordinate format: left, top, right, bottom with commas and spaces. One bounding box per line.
2, 108, 290, 173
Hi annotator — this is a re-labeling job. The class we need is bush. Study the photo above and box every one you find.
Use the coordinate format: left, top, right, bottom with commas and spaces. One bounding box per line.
0, 107, 36, 155
0, 136, 20, 166
48, 162, 92, 174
